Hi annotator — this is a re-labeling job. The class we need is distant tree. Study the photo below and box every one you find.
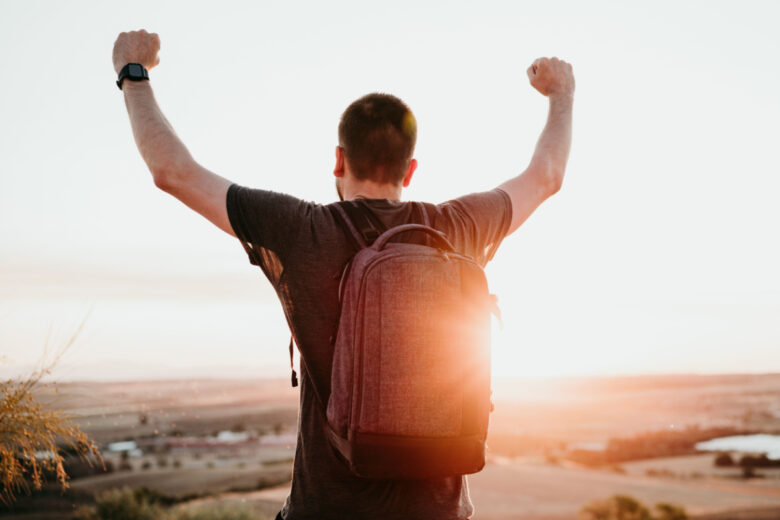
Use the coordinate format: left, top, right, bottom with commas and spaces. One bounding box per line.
580, 495, 687, 520
580, 499, 611, 520
739, 453, 780, 468
713, 453, 734, 467
0, 321, 101, 504
654, 503, 689, 520
580, 495, 651, 520
739, 454, 765, 478
612, 495, 652, 520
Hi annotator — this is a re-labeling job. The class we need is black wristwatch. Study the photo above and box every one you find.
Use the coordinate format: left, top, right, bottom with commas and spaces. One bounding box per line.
116, 63, 149, 90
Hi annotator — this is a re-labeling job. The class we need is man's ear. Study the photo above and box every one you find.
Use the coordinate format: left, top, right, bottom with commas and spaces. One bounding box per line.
334, 146, 345, 178
402, 158, 417, 188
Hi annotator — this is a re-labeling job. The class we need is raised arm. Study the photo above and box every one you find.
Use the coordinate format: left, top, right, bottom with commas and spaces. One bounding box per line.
113, 30, 235, 236
499, 57, 575, 235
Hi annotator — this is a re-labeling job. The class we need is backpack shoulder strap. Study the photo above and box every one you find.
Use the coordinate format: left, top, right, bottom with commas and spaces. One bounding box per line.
332, 200, 390, 248
407, 201, 432, 246
353, 200, 388, 241
415, 201, 431, 227
332, 203, 368, 249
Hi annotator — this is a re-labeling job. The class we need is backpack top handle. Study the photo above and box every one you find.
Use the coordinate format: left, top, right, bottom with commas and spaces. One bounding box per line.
373, 224, 455, 253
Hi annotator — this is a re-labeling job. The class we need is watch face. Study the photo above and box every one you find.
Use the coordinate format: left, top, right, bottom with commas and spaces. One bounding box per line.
128, 64, 143, 77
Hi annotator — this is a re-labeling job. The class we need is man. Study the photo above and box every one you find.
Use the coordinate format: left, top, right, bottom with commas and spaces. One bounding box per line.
113, 30, 573, 520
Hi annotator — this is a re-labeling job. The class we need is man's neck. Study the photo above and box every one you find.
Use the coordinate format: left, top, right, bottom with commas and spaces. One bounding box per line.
344, 179, 402, 202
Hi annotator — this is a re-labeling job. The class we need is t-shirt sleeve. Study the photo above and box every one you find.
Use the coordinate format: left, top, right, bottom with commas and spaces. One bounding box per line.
226, 183, 312, 284
434, 188, 513, 266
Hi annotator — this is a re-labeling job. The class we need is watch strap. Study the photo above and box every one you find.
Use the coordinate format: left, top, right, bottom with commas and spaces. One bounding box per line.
116, 63, 149, 90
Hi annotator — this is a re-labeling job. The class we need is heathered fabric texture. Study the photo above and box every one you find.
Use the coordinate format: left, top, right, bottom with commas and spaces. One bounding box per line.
326, 224, 493, 478
226, 185, 512, 520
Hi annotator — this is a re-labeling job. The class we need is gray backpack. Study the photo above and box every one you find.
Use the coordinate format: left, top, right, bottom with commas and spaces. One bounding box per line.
325, 202, 496, 479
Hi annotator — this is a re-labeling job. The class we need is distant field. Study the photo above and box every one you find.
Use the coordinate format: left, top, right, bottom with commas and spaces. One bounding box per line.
489, 373, 780, 441
468, 458, 780, 520
15, 374, 780, 519
36, 373, 780, 444
34, 379, 300, 444
72, 462, 291, 498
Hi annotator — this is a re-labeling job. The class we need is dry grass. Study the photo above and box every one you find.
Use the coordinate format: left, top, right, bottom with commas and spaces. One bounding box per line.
0, 318, 101, 504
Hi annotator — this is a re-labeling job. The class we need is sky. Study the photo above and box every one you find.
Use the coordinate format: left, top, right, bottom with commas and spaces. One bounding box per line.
1, 0, 779, 382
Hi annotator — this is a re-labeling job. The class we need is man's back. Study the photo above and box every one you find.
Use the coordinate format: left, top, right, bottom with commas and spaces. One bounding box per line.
227, 186, 512, 519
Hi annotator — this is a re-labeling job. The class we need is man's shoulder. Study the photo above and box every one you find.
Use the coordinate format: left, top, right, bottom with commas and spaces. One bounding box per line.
438, 188, 512, 209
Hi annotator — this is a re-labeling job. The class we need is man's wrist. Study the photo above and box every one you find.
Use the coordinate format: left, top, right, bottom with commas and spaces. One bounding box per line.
121, 80, 152, 95
549, 91, 574, 103
121, 79, 151, 89
549, 92, 574, 110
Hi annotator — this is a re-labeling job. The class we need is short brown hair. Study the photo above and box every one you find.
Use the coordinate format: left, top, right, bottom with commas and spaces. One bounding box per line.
338, 93, 417, 184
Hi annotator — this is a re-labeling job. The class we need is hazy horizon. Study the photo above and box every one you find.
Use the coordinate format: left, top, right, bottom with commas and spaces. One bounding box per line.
17, 369, 780, 385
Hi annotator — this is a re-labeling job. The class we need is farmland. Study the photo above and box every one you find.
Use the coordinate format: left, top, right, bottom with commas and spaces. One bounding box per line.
3, 373, 780, 519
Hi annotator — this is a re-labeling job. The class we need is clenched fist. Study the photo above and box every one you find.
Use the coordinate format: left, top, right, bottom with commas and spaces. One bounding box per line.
113, 29, 160, 74
527, 57, 574, 99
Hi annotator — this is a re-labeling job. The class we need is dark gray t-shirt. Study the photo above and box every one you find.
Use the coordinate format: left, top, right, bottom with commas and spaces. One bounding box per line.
226, 185, 512, 520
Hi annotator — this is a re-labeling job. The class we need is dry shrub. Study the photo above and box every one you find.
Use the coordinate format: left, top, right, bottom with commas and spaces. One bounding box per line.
72, 487, 165, 520
0, 319, 101, 504
580, 495, 688, 520
73, 487, 256, 520
580, 494, 652, 520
